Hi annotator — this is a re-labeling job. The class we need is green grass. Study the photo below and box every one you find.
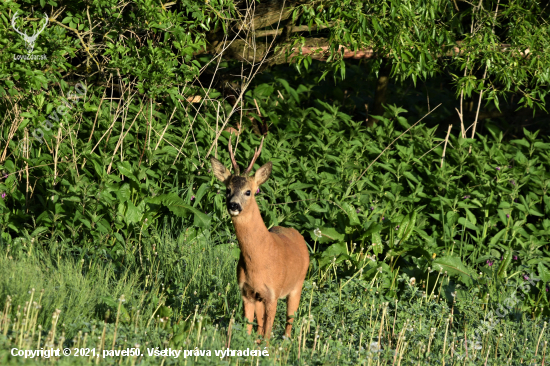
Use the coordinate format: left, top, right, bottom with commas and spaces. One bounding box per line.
0, 227, 548, 365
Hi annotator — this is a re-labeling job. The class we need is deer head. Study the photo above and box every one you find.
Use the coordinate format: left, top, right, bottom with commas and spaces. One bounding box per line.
210, 135, 271, 217
11, 11, 49, 54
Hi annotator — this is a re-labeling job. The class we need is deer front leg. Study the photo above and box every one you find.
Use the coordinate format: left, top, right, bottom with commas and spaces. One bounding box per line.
263, 299, 278, 341
243, 298, 255, 335
285, 286, 303, 338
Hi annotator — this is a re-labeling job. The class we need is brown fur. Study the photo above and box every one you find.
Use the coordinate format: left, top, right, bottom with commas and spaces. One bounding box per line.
211, 157, 310, 341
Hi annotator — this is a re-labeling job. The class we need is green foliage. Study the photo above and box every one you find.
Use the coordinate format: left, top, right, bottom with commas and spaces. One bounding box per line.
1, 0, 549, 109
149, 193, 211, 228
1, 0, 549, 363
0, 60, 548, 315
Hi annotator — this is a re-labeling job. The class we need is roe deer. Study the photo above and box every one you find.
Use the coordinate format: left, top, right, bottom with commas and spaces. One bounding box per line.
210, 136, 310, 341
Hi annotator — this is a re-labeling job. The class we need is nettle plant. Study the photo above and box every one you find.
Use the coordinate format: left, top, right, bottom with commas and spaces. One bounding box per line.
0, 35, 548, 312
1, 72, 549, 308
214, 77, 550, 313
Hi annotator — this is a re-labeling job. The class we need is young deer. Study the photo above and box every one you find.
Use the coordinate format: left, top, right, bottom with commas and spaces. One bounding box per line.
210, 137, 310, 341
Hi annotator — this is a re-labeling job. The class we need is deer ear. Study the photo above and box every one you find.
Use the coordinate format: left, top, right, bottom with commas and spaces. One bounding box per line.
254, 162, 272, 186
210, 157, 231, 183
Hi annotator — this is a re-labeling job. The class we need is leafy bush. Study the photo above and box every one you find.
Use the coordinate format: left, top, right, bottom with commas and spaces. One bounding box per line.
0, 61, 549, 315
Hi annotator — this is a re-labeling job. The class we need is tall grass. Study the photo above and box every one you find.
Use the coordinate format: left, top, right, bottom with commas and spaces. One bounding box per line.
0, 225, 548, 365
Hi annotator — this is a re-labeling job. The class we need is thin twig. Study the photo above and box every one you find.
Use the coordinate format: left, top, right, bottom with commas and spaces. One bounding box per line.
468, 64, 487, 153
253, 98, 262, 116
1, 104, 21, 163
25, 129, 29, 213
88, 80, 109, 142
469, 0, 500, 152
51, 19, 101, 71
107, 103, 145, 174
412, 140, 445, 165
90, 93, 136, 155
254, 22, 334, 38
441, 125, 453, 168
154, 106, 177, 150
150, 125, 197, 169
53, 124, 63, 185
200, 0, 289, 167
455, 107, 466, 138
458, 55, 469, 139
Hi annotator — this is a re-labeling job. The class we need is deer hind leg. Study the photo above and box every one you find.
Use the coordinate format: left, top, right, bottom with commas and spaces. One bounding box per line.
285, 286, 303, 338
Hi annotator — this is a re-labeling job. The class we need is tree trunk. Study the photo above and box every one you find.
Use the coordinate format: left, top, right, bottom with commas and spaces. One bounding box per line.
368, 61, 392, 127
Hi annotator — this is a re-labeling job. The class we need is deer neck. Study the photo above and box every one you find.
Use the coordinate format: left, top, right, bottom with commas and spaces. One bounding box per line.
231, 198, 271, 263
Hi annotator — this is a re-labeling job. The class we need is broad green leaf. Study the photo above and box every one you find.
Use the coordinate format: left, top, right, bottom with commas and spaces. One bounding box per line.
288, 182, 314, 190
117, 162, 137, 181
403, 171, 420, 183
322, 242, 348, 259
397, 214, 410, 238
364, 223, 382, 237
372, 232, 383, 254
433, 256, 475, 280
511, 139, 530, 148
62, 196, 81, 203
125, 200, 142, 224
401, 211, 417, 242
497, 248, 512, 279
116, 184, 131, 203
489, 228, 507, 246
30, 226, 48, 237
310, 227, 344, 243
529, 208, 544, 217
193, 183, 209, 206
277, 78, 300, 103
341, 202, 360, 226
79, 218, 92, 229
446, 211, 459, 226
464, 208, 477, 226
309, 203, 327, 212
538, 262, 550, 282
149, 194, 211, 228
458, 217, 479, 231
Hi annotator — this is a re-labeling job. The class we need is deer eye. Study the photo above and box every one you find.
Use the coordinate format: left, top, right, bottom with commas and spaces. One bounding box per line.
245, 190, 251, 196
226, 189, 231, 196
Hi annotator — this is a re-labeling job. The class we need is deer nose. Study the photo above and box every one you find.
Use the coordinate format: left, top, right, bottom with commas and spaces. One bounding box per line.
228, 202, 241, 212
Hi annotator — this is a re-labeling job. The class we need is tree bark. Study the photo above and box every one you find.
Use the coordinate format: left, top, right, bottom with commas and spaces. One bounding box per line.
368, 61, 392, 127
240, 0, 296, 30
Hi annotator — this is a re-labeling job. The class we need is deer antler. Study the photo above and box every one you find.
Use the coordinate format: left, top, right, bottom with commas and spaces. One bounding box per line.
244, 136, 265, 175
228, 134, 240, 175
35, 13, 49, 37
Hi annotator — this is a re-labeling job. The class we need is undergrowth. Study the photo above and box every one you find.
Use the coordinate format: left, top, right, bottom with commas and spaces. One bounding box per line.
0, 228, 548, 365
